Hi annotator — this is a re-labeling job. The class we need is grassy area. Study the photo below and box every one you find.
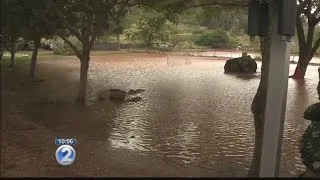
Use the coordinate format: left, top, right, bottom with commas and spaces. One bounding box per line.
1, 53, 31, 67
1, 49, 318, 66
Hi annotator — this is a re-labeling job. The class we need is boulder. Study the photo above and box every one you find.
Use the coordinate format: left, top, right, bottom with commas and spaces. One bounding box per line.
128, 89, 146, 95
109, 89, 127, 101
304, 103, 320, 122
224, 55, 257, 73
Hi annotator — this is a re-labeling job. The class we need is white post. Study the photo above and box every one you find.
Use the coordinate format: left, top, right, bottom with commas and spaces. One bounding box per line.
259, 1, 292, 177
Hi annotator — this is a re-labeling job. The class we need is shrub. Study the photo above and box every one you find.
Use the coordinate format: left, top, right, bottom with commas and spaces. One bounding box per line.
53, 37, 82, 56
193, 29, 230, 48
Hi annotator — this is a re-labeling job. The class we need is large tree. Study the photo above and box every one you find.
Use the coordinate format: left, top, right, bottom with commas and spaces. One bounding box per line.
39, 0, 134, 103
291, 0, 320, 79
124, 8, 173, 52
1, 0, 25, 68
18, 0, 56, 78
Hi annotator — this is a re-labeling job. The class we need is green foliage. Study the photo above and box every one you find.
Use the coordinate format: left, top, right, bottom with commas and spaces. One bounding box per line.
38, 0, 133, 58
2, 0, 25, 52
194, 29, 230, 48
17, 0, 56, 41
124, 8, 179, 50
53, 37, 82, 56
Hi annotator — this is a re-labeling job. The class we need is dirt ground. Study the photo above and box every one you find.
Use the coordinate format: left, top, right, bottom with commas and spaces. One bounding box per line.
0, 51, 221, 177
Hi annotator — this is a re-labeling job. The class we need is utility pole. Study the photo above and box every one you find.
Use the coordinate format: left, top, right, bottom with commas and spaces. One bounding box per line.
259, 0, 295, 177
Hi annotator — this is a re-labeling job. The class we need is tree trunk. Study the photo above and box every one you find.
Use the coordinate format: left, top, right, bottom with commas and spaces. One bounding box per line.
290, 8, 319, 79
29, 37, 41, 78
291, 56, 311, 79
76, 54, 90, 103
147, 44, 150, 53
9, 51, 16, 68
248, 37, 271, 176
0, 50, 3, 61
116, 34, 120, 51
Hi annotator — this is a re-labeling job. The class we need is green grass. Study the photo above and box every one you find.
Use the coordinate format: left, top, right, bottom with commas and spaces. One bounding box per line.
1, 53, 30, 68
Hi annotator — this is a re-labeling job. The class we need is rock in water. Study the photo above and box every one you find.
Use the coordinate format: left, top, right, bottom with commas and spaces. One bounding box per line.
128, 89, 146, 95
224, 55, 257, 73
128, 96, 142, 103
304, 103, 320, 122
109, 89, 127, 102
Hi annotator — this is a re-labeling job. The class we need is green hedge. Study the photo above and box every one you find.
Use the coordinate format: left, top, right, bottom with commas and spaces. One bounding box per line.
193, 29, 230, 48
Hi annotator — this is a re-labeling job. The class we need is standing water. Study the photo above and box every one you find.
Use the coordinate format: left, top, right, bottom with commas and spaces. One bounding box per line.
2, 53, 318, 176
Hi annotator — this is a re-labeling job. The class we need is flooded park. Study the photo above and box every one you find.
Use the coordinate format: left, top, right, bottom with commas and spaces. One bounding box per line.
1, 51, 319, 177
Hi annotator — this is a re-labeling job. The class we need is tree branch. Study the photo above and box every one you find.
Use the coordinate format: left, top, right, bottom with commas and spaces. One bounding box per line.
47, 0, 83, 43
315, 16, 320, 25
298, 0, 305, 7
89, 33, 97, 49
59, 36, 82, 59
33, 10, 58, 32
306, 23, 315, 52
296, 9, 306, 51
313, 5, 320, 18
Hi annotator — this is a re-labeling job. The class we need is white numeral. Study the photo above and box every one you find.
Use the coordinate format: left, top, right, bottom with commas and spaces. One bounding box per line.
61, 147, 73, 162
55, 145, 76, 166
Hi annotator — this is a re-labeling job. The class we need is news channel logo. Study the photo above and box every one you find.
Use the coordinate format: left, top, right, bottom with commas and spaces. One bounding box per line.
55, 138, 77, 166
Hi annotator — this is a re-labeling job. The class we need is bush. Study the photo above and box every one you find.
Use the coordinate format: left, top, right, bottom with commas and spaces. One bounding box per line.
193, 29, 230, 48
53, 37, 82, 56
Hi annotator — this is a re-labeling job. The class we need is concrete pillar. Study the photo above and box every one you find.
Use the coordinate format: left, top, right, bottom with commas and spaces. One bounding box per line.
259, 0, 292, 177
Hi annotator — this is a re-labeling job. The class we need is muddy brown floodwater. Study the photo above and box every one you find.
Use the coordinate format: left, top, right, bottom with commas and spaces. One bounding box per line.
1, 52, 319, 177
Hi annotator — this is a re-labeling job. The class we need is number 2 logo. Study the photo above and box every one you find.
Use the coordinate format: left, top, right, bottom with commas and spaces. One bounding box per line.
61, 147, 73, 162
55, 145, 76, 166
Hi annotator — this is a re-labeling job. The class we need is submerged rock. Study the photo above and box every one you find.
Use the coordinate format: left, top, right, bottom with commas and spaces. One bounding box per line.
224, 55, 257, 73
98, 89, 144, 103
109, 89, 127, 102
128, 89, 145, 95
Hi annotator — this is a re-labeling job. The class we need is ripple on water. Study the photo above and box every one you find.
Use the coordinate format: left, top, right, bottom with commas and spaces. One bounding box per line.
44, 57, 319, 175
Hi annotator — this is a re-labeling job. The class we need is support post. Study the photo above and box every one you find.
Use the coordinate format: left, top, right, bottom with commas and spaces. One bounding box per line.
259, 1, 292, 177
